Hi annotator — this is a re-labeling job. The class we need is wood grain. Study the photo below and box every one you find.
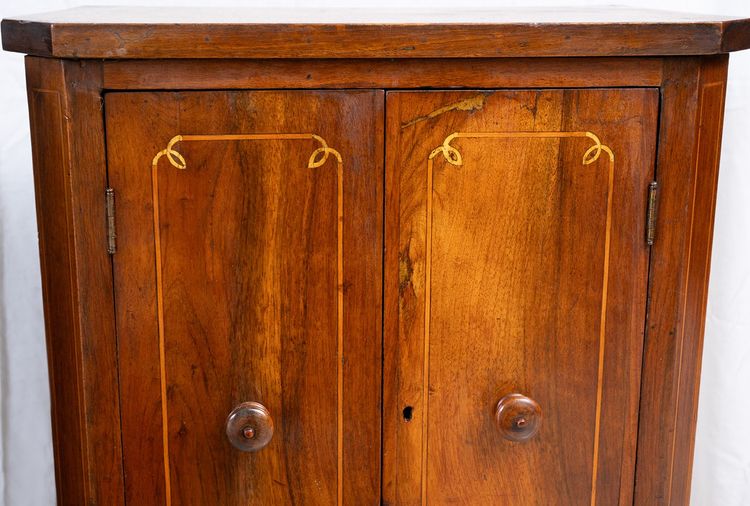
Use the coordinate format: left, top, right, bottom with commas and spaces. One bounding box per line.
3, 7, 750, 59
100, 57, 665, 91
11, 33, 738, 504
634, 55, 729, 506
106, 90, 383, 505
24, 56, 124, 505
384, 89, 658, 505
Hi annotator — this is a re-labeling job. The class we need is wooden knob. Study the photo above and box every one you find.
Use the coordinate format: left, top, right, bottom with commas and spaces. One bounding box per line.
495, 393, 541, 442
225, 402, 274, 452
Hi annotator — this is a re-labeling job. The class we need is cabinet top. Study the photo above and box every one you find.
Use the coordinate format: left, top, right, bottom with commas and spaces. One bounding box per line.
3, 6, 750, 59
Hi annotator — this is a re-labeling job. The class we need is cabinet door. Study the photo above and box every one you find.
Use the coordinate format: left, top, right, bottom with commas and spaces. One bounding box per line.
384, 89, 658, 505
106, 91, 383, 505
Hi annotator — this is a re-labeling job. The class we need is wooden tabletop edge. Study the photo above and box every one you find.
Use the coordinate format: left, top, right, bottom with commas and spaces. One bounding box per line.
1, 19, 52, 56
721, 18, 750, 53
2, 12, 750, 58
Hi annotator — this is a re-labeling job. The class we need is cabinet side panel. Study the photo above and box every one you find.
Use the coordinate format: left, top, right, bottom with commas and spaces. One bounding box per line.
671, 59, 728, 503
26, 57, 85, 505
24, 56, 124, 505
634, 55, 728, 506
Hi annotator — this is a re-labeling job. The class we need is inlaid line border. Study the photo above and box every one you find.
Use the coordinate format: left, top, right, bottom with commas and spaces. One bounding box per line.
421, 131, 614, 506
151, 133, 344, 506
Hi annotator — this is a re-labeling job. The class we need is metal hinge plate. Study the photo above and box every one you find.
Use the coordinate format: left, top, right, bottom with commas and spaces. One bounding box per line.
646, 181, 659, 246
106, 187, 116, 254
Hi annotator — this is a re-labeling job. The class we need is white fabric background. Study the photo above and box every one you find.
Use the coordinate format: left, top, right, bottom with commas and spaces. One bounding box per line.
0, 1, 748, 504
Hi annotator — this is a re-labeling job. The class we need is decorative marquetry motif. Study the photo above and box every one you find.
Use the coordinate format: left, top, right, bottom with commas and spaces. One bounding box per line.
151, 133, 344, 506
423, 131, 614, 506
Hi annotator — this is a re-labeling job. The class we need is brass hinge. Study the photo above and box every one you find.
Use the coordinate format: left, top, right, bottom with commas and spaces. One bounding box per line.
646, 181, 659, 246
106, 187, 116, 254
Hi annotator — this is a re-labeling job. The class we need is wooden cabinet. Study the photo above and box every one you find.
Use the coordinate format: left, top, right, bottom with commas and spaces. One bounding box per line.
3, 7, 750, 506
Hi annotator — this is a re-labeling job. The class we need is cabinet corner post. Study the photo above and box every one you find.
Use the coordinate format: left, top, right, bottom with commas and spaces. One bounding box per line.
24, 56, 125, 505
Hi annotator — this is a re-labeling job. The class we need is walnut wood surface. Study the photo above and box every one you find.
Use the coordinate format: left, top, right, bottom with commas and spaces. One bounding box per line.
634, 55, 729, 506
105, 90, 383, 505
10, 39, 735, 505
3, 6, 750, 58
100, 58, 664, 90
384, 89, 658, 505
24, 56, 124, 505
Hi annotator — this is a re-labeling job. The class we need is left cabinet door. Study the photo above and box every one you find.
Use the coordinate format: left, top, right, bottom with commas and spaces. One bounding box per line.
105, 90, 384, 505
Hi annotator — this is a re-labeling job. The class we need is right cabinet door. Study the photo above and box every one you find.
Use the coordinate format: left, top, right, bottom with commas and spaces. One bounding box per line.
384, 89, 659, 505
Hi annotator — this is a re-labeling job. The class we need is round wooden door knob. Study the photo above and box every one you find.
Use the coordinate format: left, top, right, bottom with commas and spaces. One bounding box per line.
225, 402, 274, 452
495, 393, 542, 442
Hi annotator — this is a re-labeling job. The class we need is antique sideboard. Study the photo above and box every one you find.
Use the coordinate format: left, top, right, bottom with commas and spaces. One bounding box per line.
3, 6, 750, 505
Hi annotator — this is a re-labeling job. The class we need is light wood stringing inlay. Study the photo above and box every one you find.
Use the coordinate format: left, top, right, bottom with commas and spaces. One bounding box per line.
422, 131, 614, 506
152, 133, 344, 506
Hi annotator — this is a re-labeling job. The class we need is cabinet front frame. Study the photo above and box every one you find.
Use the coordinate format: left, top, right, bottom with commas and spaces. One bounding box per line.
25, 54, 727, 505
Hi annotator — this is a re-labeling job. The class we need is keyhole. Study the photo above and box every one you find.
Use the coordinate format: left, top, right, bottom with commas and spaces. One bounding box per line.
403, 406, 414, 422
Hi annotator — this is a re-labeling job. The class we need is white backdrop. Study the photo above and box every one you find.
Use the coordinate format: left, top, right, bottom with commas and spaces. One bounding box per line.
1, 1, 748, 505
